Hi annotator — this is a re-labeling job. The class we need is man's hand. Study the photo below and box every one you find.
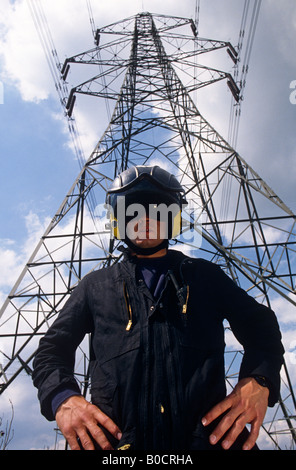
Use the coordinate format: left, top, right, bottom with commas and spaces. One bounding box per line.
55, 395, 122, 450
202, 377, 269, 450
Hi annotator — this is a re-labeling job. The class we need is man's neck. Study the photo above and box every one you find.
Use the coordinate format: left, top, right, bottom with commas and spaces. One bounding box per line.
134, 248, 168, 259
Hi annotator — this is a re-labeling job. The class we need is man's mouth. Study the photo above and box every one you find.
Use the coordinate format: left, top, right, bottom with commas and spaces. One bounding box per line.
137, 229, 154, 239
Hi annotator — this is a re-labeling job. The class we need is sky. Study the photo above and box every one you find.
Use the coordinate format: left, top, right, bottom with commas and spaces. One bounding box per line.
0, 0, 295, 450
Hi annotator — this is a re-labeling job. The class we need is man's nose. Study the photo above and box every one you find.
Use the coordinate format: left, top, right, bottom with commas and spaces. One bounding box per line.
138, 216, 150, 226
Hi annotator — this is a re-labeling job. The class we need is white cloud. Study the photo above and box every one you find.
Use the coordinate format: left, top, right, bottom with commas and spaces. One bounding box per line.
0, 376, 58, 450
0, 0, 196, 102
0, 0, 52, 102
0, 244, 22, 290
0, 211, 50, 302
271, 294, 296, 326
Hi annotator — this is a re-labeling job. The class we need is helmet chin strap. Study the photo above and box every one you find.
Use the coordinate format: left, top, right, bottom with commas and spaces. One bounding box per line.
124, 237, 169, 256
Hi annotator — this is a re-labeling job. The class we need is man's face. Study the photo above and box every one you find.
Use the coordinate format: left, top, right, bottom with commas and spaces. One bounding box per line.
126, 215, 167, 249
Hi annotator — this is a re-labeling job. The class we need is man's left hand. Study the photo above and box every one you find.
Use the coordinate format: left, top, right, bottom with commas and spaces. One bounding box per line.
202, 377, 269, 450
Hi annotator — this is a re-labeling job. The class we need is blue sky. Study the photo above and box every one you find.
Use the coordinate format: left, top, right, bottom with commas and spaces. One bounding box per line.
0, 0, 296, 450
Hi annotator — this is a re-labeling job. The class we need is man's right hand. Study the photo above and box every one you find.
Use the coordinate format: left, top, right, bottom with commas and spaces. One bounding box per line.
55, 395, 122, 450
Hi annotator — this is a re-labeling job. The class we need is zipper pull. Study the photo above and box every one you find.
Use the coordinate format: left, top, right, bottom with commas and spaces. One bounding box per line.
182, 285, 190, 315
126, 319, 133, 331
123, 282, 133, 331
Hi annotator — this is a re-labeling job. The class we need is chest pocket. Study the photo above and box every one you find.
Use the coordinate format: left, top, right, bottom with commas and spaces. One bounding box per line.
92, 279, 141, 365
90, 281, 141, 425
172, 261, 224, 354
175, 298, 226, 352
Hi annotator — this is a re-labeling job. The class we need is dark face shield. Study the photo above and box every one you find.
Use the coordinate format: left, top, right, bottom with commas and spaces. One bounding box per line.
108, 194, 182, 241
105, 165, 187, 254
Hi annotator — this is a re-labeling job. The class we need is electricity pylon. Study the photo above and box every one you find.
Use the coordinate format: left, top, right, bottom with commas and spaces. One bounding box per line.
0, 12, 295, 449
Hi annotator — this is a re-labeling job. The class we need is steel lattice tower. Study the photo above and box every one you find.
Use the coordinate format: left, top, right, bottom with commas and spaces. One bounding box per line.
1, 12, 295, 449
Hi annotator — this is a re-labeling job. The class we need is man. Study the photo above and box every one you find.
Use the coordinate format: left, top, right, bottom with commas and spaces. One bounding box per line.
32, 165, 284, 451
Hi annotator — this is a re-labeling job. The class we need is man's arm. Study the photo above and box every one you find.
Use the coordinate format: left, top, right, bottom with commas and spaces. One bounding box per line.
32, 275, 122, 450
203, 263, 285, 449
213, 264, 284, 404
32, 277, 92, 421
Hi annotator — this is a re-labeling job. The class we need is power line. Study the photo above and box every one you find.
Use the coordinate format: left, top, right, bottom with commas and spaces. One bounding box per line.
86, 0, 96, 38
228, 0, 262, 148
194, 0, 201, 36
27, 0, 108, 253
27, 0, 86, 170
221, 0, 262, 235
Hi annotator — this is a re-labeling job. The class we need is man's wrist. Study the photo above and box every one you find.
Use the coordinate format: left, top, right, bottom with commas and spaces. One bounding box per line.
52, 387, 81, 417
252, 375, 269, 388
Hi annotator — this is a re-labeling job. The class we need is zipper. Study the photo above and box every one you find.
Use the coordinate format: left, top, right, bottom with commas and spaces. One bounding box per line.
123, 282, 133, 331
167, 269, 190, 316
182, 285, 190, 314
179, 259, 190, 315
